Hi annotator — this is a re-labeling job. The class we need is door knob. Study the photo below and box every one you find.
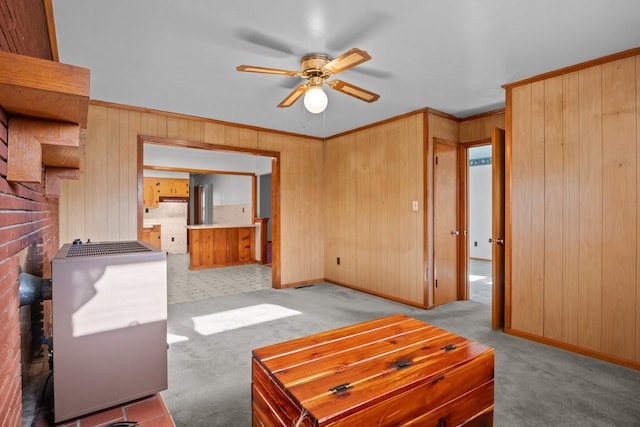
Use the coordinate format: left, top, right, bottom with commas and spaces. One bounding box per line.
451, 230, 459, 236
488, 238, 504, 245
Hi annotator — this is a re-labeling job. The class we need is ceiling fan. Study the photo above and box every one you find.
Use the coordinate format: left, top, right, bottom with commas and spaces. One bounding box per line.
236, 48, 380, 113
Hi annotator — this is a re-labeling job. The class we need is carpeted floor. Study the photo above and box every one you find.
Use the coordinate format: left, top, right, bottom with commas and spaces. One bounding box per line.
161, 282, 640, 426
469, 258, 492, 306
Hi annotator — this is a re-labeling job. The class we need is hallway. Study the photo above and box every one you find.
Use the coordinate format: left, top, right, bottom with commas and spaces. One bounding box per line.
469, 258, 492, 306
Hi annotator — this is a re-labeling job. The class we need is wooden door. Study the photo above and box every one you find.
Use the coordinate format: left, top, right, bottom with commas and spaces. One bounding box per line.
434, 141, 459, 306
193, 185, 203, 225
491, 128, 506, 329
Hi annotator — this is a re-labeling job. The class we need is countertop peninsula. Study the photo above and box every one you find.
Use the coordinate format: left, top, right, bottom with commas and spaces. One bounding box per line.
187, 224, 256, 269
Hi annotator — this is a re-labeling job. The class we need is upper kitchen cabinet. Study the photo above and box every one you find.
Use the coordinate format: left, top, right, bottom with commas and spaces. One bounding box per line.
143, 178, 160, 208
157, 178, 189, 198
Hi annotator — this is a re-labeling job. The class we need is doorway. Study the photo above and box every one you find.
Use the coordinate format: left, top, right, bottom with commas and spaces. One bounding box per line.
137, 135, 282, 287
462, 128, 506, 329
467, 145, 493, 306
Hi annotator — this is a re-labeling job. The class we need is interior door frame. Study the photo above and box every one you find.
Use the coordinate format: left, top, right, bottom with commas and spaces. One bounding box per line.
460, 138, 490, 301
460, 134, 506, 328
136, 134, 282, 287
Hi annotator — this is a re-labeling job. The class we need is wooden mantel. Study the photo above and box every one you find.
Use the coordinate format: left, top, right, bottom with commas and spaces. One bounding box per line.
0, 51, 90, 195
0, 51, 90, 126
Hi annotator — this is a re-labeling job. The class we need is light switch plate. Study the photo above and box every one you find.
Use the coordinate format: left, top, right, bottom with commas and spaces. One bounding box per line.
412, 200, 419, 211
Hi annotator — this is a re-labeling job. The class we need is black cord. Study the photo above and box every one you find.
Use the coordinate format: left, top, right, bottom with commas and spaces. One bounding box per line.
30, 370, 54, 427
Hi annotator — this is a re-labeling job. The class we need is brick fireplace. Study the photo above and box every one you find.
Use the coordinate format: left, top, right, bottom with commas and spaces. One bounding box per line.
0, 106, 60, 426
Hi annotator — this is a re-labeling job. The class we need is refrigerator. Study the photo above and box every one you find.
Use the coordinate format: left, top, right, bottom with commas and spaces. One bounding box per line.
194, 183, 214, 224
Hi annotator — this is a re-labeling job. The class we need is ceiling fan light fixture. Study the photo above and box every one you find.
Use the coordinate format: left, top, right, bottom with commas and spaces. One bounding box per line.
237, 47, 379, 110
303, 86, 328, 114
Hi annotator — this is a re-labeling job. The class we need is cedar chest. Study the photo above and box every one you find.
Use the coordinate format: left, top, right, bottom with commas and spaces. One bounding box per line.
252, 314, 494, 426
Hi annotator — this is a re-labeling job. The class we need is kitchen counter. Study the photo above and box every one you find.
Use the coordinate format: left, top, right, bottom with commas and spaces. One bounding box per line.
187, 224, 256, 269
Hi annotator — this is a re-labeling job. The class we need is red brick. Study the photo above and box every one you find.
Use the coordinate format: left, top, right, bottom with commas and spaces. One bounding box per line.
0, 108, 60, 426
0, 126, 7, 150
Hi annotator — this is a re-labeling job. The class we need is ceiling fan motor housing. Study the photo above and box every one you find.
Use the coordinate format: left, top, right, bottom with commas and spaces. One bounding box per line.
300, 54, 331, 81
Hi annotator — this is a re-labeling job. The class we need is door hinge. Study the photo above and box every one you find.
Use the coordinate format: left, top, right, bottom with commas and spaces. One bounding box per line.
435, 156, 439, 166
435, 279, 438, 288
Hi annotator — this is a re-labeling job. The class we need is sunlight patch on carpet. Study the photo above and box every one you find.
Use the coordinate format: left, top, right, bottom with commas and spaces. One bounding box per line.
192, 303, 301, 336
167, 333, 189, 344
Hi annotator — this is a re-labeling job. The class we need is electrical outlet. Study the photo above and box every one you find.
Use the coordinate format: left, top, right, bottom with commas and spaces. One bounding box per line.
412, 201, 419, 211
171, 237, 175, 242
337, 257, 340, 265
474, 241, 478, 247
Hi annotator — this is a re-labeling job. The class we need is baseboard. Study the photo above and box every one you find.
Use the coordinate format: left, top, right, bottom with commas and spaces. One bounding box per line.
504, 327, 640, 370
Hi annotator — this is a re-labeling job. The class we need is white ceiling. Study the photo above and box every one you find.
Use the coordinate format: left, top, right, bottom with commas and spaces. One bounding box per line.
52, 1, 640, 138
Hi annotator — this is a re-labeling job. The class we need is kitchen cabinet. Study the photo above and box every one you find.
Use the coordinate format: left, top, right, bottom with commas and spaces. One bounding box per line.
156, 178, 189, 197
142, 224, 161, 249
187, 225, 255, 269
143, 178, 160, 208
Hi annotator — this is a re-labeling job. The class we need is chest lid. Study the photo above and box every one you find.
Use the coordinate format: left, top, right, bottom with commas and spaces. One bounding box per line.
252, 314, 494, 424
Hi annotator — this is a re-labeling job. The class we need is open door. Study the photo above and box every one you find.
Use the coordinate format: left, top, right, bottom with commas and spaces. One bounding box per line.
490, 128, 506, 329
434, 140, 459, 306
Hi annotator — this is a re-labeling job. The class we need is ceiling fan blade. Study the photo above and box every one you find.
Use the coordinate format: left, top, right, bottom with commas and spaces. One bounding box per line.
328, 80, 380, 103
323, 48, 371, 74
278, 84, 309, 108
237, 65, 299, 76
235, 29, 299, 57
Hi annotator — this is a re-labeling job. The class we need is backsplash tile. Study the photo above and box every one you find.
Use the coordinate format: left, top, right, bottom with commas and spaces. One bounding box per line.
144, 202, 188, 253
213, 204, 252, 224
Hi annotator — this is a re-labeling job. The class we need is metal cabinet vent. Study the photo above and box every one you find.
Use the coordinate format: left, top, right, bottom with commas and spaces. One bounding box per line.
64, 241, 152, 258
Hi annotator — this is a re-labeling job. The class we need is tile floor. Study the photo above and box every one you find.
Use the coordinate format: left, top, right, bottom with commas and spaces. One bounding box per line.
167, 254, 272, 304
54, 394, 174, 427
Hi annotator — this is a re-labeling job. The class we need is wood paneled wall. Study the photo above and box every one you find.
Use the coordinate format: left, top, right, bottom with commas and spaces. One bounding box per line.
324, 113, 426, 306
460, 111, 505, 142
505, 50, 640, 367
59, 103, 324, 287
323, 110, 461, 308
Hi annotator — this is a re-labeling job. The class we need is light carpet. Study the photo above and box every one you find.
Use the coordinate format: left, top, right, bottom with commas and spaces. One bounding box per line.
161, 282, 640, 426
